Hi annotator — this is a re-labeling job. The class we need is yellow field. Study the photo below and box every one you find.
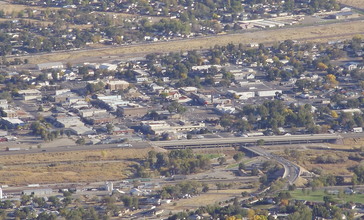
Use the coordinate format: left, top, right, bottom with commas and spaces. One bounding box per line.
21, 20, 364, 64
0, 148, 150, 185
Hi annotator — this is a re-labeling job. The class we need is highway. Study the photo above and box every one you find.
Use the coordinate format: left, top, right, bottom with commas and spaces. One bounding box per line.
243, 146, 301, 186
0, 133, 343, 156
152, 134, 342, 148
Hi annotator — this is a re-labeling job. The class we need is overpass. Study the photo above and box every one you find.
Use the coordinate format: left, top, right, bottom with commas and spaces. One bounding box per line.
243, 146, 301, 185
152, 134, 342, 149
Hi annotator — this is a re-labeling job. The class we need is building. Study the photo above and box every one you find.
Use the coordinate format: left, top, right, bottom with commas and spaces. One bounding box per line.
329, 11, 354, 19
0, 117, 25, 129
85, 113, 116, 125
256, 90, 282, 97
99, 63, 118, 71
141, 121, 206, 135
23, 188, 53, 196
49, 115, 84, 128
3, 110, 17, 118
96, 95, 129, 111
107, 80, 130, 91
117, 105, 148, 118
353, 127, 363, 133
69, 126, 95, 135
0, 100, 8, 110
18, 89, 42, 101
79, 108, 107, 118
227, 90, 255, 100
37, 62, 64, 70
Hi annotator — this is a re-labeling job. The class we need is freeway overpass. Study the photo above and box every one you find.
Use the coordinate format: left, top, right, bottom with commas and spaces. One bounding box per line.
152, 134, 342, 149
243, 146, 301, 185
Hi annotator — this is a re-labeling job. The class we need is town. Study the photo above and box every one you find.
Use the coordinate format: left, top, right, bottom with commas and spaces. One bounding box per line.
0, 0, 363, 219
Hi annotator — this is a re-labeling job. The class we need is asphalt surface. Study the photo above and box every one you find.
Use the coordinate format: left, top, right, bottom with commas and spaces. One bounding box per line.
152, 134, 342, 148
244, 146, 300, 186
1, 133, 363, 156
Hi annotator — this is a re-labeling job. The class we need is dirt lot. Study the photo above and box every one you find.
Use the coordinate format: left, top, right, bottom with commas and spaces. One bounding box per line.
0, 148, 150, 185
19, 20, 364, 65
337, 0, 364, 10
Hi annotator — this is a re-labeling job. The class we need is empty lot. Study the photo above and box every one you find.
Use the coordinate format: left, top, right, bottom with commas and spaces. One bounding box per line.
16, 19, 364, 65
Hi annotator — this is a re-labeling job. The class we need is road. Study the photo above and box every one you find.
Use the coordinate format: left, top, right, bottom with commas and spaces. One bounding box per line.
152, 134, 342, 148
0, 133, 357, 156
243, 146, 300, 186
0, 141, 150, 156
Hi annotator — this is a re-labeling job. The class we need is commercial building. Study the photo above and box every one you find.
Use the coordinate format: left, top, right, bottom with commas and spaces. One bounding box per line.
141, 121, 206, 135
23, 188, 53, 196
37, 62, 64, 70
117, 105, 148, 118
18, 89, 42, 101
107, 80, 130, 90
0, 117, 25, 129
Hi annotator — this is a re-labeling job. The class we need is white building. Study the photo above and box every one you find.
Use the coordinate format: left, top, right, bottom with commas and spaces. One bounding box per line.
228, 90, 255, 100
18, 89, 42, 100
100, 63, 118, 71
37, 62, 64, 70
256, 90, 282, 97
0, 100, 8, 110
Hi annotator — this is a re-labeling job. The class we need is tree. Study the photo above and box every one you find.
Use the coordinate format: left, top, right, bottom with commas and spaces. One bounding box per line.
257, 139, 265, 146
233, 152, 244, 162
75, 138, 85, 145
218, 157, 226, 165
106, 123, 114, 134
316, 62, 328, 70
238, 162, 246, 170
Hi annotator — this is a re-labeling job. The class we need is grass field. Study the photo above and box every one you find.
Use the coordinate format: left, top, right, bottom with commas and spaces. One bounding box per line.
0, 148, 150, 185
290, 189, 364, 204
20, 19, 364, 64
165, 188, 255, 211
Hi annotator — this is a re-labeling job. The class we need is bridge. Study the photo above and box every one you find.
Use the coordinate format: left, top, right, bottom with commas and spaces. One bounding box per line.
243, 146, 301, 185
152, 134, 342, 149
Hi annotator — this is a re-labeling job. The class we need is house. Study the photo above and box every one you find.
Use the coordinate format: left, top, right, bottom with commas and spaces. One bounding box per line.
344, 62, 359, 71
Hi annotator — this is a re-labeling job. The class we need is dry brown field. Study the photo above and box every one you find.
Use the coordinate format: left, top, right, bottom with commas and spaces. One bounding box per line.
20, 20, 364, 64
0, 148, 150, 185
337, 0, 364, 9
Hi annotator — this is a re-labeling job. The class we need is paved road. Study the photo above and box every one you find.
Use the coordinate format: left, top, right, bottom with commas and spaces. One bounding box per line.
152, 134, 342, 148
0, 141, 150, 156
0, 133, 358, 156
243, 146, 300, 186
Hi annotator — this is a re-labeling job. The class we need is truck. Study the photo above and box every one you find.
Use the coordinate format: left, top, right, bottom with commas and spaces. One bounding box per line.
6, 147, 21, 151
117, 143, 132, 148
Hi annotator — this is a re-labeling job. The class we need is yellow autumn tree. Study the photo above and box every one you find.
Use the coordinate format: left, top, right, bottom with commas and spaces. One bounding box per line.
331, 110, 338, 118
